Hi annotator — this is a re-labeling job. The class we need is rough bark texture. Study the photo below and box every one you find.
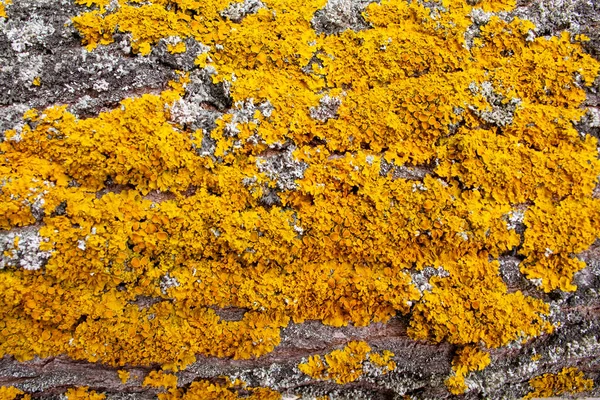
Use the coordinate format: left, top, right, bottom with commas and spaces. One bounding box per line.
1, 0, 600, 399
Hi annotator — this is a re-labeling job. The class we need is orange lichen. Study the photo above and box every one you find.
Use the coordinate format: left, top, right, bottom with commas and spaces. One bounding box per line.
167, 379, 281, 400
368, 349, 396, 373
0, 0, 599, 384
408, 255, 552, 347
299, 341, 395, 384
167, 41, 187, 54
0, 0, 10, 18
0, 387, 30, 400
523, 367, 594, 399
117, 369, 130, 383
520, 197, 600, 292
445, 346, 491, 394
141, 373, 280, 400
143, 370, 179, 390
64, 387, 106, 400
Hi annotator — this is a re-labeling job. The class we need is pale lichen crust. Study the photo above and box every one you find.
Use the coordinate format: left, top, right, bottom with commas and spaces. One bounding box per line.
1, 0, 600, 397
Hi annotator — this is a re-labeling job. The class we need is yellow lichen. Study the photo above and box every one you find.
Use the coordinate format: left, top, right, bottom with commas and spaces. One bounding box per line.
64, 387, 106, 400
520, 197, 600, 292
74, 0, 111, 10
445, 346, 491, 394
168, 379, 281, 400
368, 350, 396, 373
0, 387, 30, 400
141, 373, 280, 400
298, 341, 395, 384
143, 370, 179, 390
408, 255, 552, 348
117, 369, 130, 383
167, 41, 187, 54
0, 0, 10, 18
0, 0, 599, 383
523, 367, 594, 399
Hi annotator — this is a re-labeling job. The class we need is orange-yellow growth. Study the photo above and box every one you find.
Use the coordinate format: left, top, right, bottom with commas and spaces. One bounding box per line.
523, 367, 594, 399
299, 341, 395, 384
0, 0, 10, 18
445, 346, 491, 394
169, 379, 281, 400
117, 370, 130, 384
0, 0, 599, 382
140, 373, 280, 400
64, 387, 106, 400
0, 387, 30, 400
143, 370, 179, 390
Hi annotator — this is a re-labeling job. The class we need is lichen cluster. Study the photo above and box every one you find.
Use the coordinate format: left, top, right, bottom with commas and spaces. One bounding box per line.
64, 387, 107, 400
1, 0, 600, 396
143, 371, 281, 400
298, 341, 396, 384
0, 380, 280, 400
0, 386, 31, 400
0, 0, 10, 18
523, 367, 594, 399
444, 345, 491, 394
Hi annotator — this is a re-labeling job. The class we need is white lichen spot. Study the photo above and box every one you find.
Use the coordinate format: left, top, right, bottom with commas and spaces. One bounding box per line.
469, 81, 522, 127
530, 277, 544, 287
0, 227, 51, 271
310, 95, 342, 121
5, 16, 55, 53
412, 182, 428, 192
258, 100, 274, 118
163, 35, 183, 46
160, 273, 180, 295
311, 0, 374, 34
169, 98, 202, 126
410, 266, 449, 296
93, 79, 110, 92
506, 209, 525, 231
220, 0, 266, 22
256, 145, 308, 191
